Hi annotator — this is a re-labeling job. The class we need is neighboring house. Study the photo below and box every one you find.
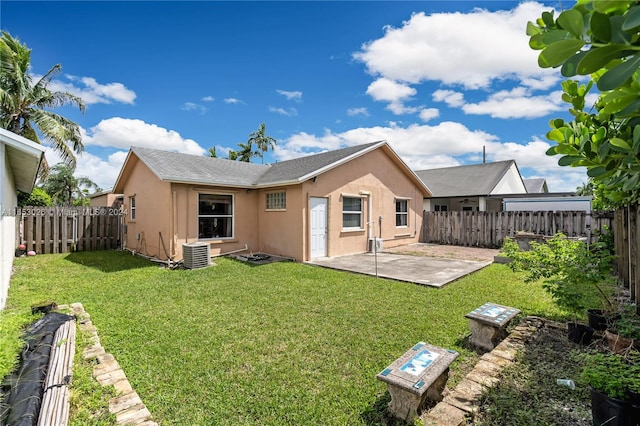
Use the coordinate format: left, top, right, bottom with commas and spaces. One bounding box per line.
113, 141, 431, 262
523, 178, 549, 193
89, 190, 123, 208
415, 160, 527, 212
0, 128, 44, 310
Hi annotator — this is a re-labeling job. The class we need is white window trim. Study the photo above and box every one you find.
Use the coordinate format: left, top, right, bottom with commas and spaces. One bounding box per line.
342, 195, 363, 230
266, 191, 286, 211
198, 193, 235, 240
129, 196, 136, 221
395, 197, 410, 228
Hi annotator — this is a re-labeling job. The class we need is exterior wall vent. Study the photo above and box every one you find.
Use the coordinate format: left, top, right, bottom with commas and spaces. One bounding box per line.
182, 242, 211, 269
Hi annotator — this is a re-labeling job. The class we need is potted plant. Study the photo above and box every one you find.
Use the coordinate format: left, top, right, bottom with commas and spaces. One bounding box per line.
579, 351, 640, 426
502, 233, 613, 344
605, 306, 640, 355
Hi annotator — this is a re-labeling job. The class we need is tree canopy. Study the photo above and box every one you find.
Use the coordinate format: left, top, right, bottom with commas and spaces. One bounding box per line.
248, 123, 276, 164
41, 163, 100, 206
528, 0, 640, 205
0, 31, 85, 171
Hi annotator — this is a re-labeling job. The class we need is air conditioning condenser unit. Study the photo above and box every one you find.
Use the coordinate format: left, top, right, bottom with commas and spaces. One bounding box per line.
182, 242, 211, 269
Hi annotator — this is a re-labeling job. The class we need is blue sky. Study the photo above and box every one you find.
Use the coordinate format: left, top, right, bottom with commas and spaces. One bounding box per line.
1, 1, 588, 192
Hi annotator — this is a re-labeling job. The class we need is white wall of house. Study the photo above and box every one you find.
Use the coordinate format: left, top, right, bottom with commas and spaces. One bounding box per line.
491, 163, 527, 195
0, 129, 43, 310
0, 144, 17, 310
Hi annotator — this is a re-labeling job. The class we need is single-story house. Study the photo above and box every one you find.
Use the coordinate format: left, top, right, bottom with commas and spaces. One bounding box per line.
89, 190, 123, 208
415, 160, 527, 212
0, 128, 44, 310
112, 141, 431, 262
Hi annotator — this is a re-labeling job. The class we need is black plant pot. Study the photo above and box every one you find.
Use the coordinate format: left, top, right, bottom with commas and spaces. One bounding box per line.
588, 309, 609, 331
567, 322, 594, 345
628, 391, 640, 426
591, 387, 629, 426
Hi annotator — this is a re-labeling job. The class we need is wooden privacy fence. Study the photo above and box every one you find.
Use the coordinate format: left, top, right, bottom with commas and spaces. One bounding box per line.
422, 210, 614, 249
15, 206, 123, 254
614, 204, 639, 309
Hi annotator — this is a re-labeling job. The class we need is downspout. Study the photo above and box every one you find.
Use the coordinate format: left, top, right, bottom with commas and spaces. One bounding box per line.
360, 190, 372, 241
172, 190, 178, 258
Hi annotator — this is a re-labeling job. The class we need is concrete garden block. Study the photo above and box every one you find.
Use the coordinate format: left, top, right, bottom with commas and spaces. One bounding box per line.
465, 303, 520, 351
376, 342, 458, 422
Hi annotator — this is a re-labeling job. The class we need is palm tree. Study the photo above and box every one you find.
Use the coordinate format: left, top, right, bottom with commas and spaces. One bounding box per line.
235, 141, 258, 162
0, 31, 85, 170
248, 123, 276, 164
41, 163, 99, 206
207, 147, 217, 158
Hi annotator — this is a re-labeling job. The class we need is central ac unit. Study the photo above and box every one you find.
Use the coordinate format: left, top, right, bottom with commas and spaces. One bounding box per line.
182, 242, 211, 269
368, 238, 383, 253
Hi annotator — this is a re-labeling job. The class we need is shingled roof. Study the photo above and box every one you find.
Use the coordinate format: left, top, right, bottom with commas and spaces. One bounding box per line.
115, 141, 428, 192
523, 178, 548, 193
414, 160, 519, 197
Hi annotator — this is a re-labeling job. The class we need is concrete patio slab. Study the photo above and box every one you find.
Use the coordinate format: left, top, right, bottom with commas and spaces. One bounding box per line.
306, 252, 491, 288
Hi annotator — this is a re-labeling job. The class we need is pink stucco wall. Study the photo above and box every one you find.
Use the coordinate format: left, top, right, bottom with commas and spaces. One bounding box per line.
118, 146, 427, 262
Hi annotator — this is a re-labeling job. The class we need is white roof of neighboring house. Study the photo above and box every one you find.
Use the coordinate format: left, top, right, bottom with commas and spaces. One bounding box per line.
414, 160, 526, 198
114, 141, 431, 196
0, 128, 44, 193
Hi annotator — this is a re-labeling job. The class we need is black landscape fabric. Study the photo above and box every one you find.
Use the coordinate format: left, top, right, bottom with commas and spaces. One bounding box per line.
0, 312, 75, 426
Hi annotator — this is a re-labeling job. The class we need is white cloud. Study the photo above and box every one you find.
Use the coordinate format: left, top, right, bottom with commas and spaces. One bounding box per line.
269, 106, 298, 117
202, 96, 215, 102
347, 107, 370, 117
43, 147, 127, 191
353, 2, 556, 89
432, 90, 465, 107
274, 122, 586, 192
224, 98, 244, 104
366, 78, 416, 103
47, 74, 136, 105
462, 88, 565, 119
419, 108, 439, 122
181, 102, 207, 114
82, 117, 205, 155
276, 89, 303, 101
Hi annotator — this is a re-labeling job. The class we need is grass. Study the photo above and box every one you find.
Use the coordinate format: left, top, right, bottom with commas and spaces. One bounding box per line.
2, 250, 571, 425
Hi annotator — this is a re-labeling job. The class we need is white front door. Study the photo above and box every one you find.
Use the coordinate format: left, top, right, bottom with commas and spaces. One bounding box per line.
310, 197, 327, 258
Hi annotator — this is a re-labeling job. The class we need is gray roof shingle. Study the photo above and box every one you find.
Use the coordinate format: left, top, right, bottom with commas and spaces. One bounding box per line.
414, 160, 516, 197
523, 178, 548, 193
128, 141, 386, 188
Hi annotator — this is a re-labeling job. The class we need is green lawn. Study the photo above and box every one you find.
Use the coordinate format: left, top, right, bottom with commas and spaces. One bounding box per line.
3, 251, 568, 425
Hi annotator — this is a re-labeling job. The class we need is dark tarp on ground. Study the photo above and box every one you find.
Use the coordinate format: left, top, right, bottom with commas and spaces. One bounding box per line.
0, 312, 75, 426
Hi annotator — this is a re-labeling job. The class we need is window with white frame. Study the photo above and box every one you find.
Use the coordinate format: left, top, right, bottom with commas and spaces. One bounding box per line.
342, 196, 362, 229
395, 199, 408, 227
435, 205, 448, 212
198, 193, 234, 239
129, 196, 136, 221
266, 191, 286, 210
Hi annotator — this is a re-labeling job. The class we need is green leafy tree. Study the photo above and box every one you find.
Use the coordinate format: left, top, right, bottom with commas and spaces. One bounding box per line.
0, 31, 85, 171
41, 163, 100, 206
17, 187, 52, 207
227, 149, 239, 160
248, 123, 277, 164
207, 147, 217, 158
234, 141, 258, 162
528, 1, 640, 205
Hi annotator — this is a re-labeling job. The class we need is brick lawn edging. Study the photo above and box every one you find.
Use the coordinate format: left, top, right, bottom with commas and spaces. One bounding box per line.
420, 316, 549, 426
65, 303, 157, 426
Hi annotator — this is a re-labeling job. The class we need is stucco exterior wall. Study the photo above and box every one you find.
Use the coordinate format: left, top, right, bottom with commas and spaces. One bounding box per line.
90, 193, 123, 208
0, 144, 16, 309
172, 183, 259, 259
256, 186, 304, 259
120, 156, 173, 259
299, 148, 424, 261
